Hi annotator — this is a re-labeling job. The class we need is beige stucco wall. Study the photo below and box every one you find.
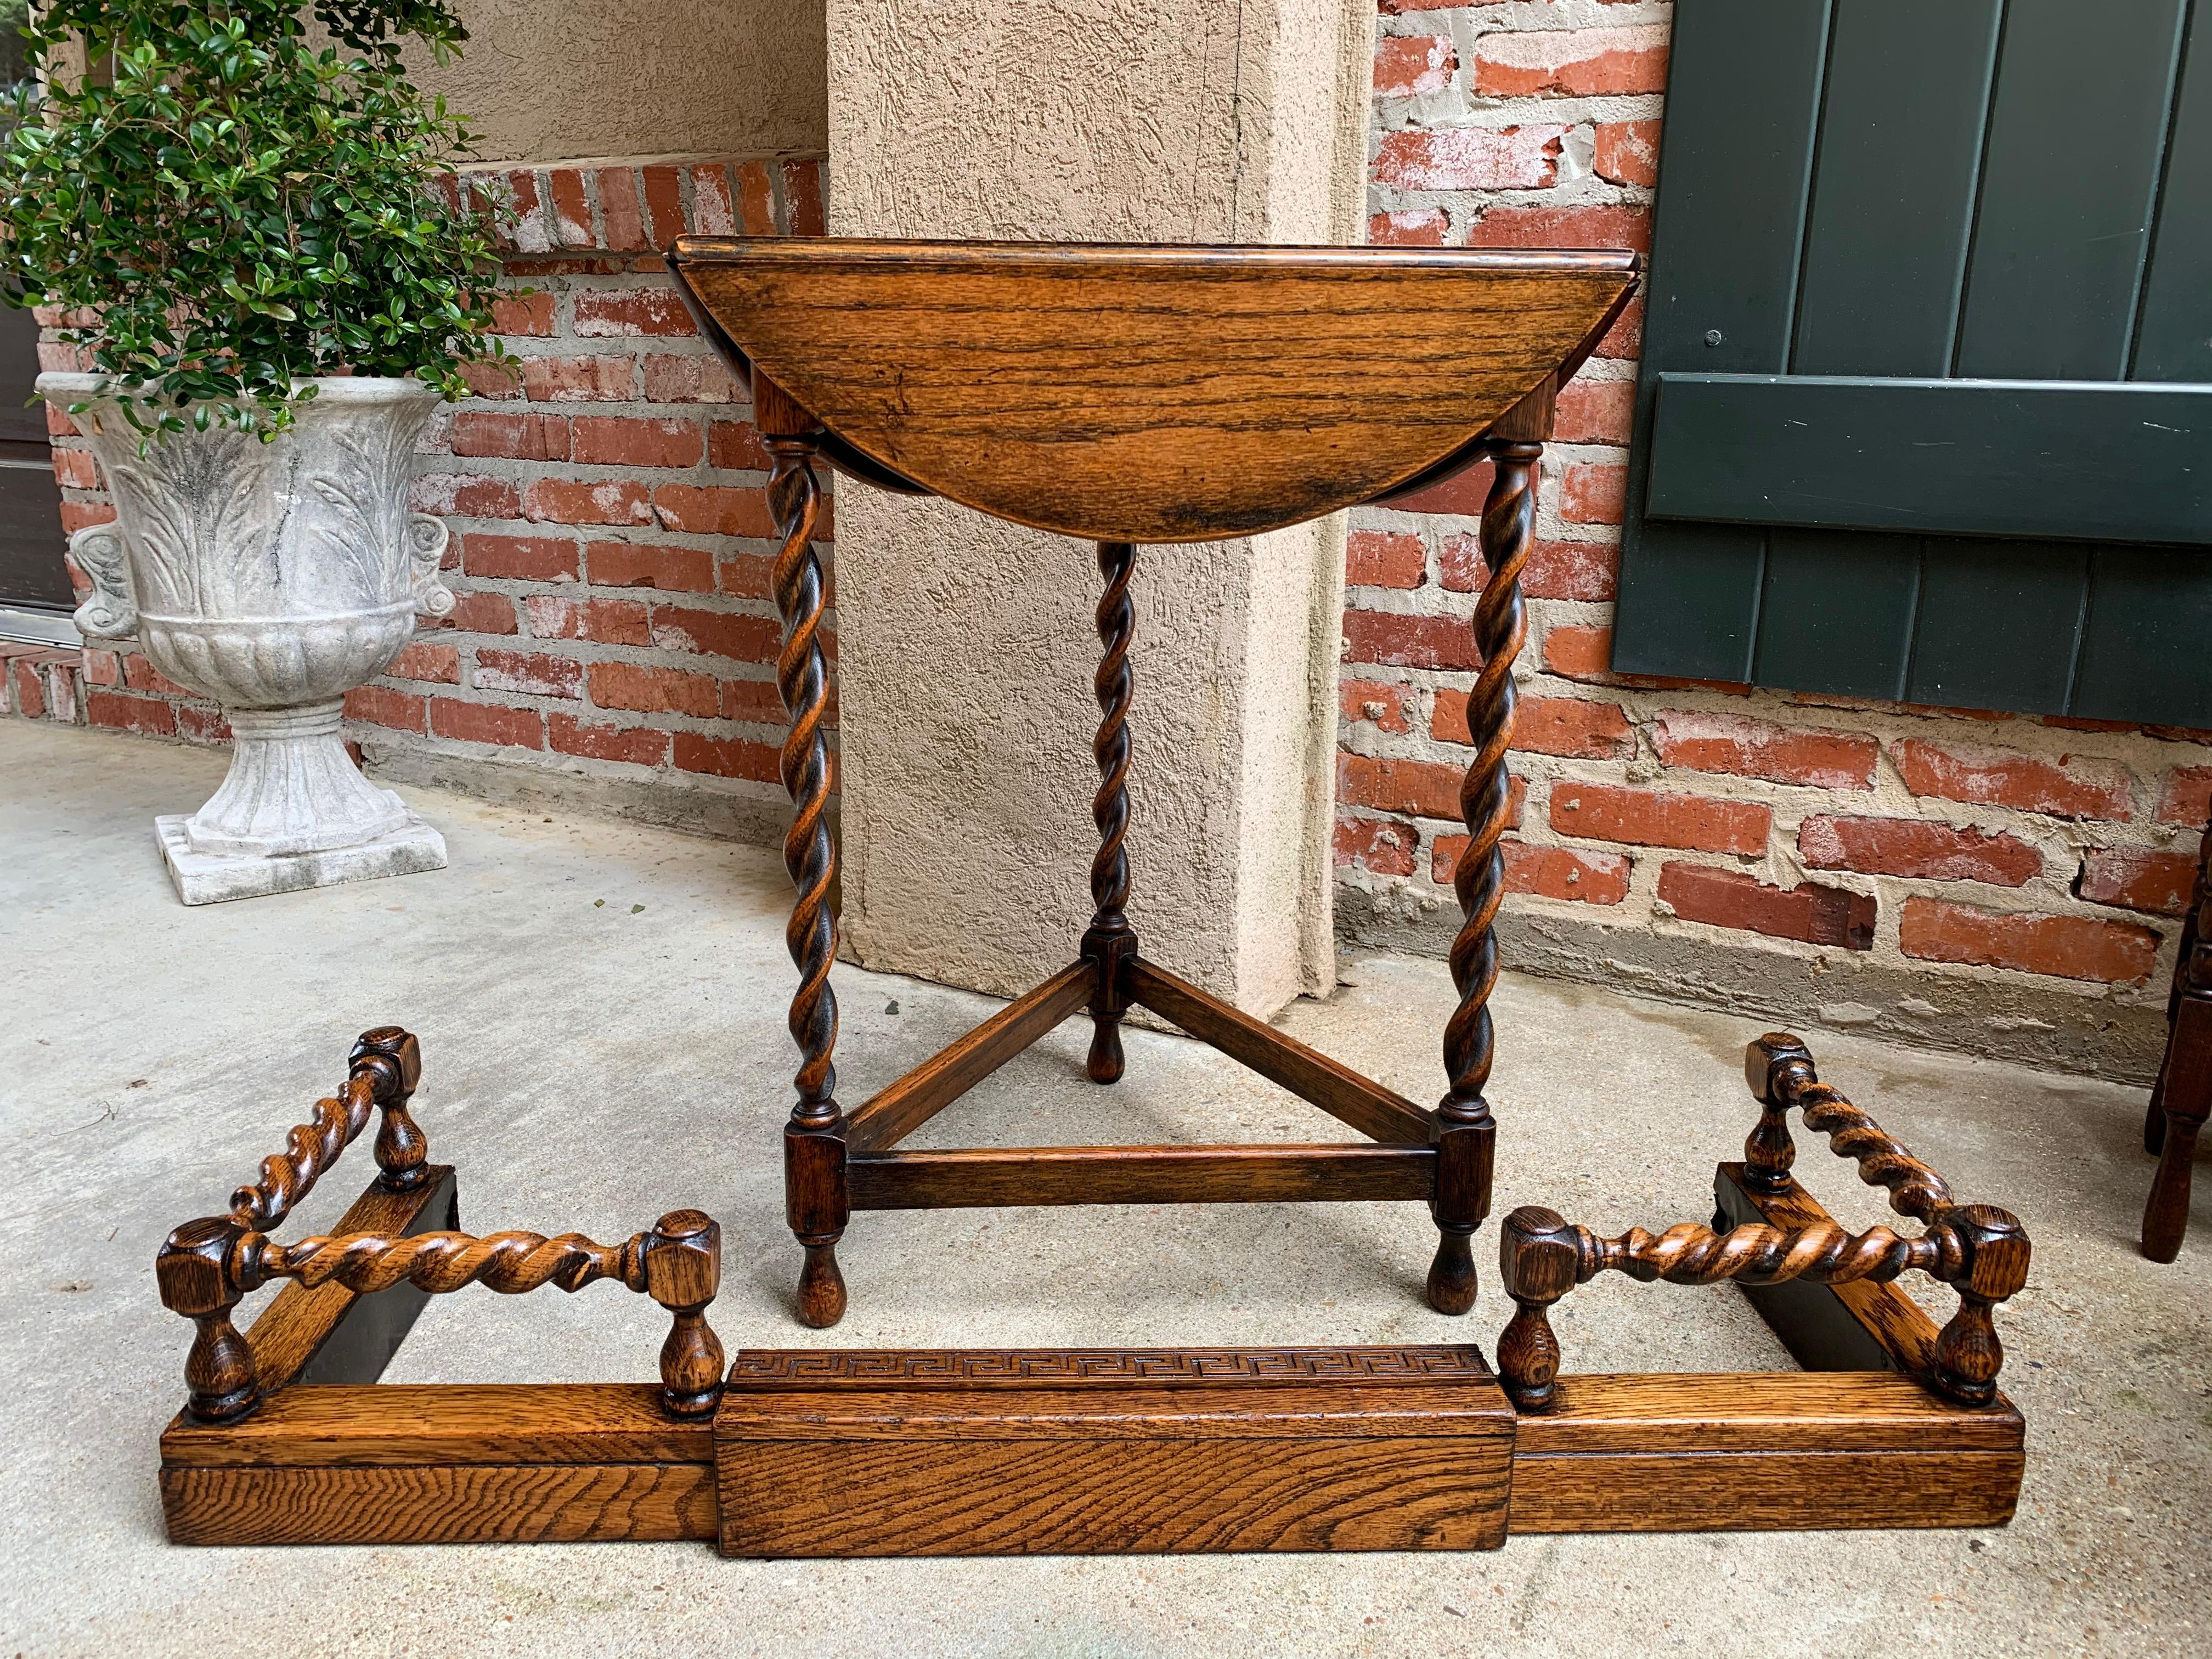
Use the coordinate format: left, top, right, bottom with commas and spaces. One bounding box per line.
826, 0, 1375, 1015
407, 0, 827, 165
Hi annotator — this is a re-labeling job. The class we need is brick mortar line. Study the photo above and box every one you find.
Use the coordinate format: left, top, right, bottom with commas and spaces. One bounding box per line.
1340, 699, 2209, 832
369, 673, 809, 731
1338, 856, 2156, 1006
380, 728, 796, 782
1339, 649, 2212, 772
416, 457, 777, 483
1333, 839, 2171, 1002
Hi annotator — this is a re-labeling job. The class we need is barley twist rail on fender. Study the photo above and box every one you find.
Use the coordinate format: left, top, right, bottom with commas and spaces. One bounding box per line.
157, 1028, 725, 1424
159, 1027, 431, 1424
1497, 1031, 2029, 1413
225, 1027, 427, 1231
1575, 1218, 1962, 1287
1742, 1032, 1953, 1218
240, 1229, 646, 1297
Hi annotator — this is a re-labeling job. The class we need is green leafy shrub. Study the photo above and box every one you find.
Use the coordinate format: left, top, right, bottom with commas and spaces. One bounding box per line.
1, 0, 516, 438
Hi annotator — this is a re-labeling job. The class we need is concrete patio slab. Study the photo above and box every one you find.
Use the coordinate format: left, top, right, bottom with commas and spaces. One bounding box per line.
2, 718, 2205, 1658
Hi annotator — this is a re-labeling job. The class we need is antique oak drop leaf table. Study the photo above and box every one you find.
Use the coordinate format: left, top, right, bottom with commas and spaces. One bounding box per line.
664, 238, 1645, 1328
150, 241, 2031, 1555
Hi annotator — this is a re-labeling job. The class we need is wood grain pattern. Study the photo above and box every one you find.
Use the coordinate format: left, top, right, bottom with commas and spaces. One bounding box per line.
847, 1143, 1434, 1208
248, 1166, 458, 1392
723, 1344, 1497, 1390
1510, 1449, 2023, 1532
668, 239, 1638, 543
160, 1382, 719, 1547
718, 1436, 1510, 1556
160, 1383, 712, 1469
1510, 1372, 2023, 1455
714, 1384, 1516, 1439
1126, 958, 1431, 1144
162, 1462, 718, 1546
715, 1339, 1515, 1554
842, 962, 1093, 1152
161, 1380, 708, 1477
1508, 1369, 2023, 1532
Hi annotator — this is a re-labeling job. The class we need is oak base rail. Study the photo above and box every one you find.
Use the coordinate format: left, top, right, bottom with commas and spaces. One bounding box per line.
151, 1031, 2025, 1552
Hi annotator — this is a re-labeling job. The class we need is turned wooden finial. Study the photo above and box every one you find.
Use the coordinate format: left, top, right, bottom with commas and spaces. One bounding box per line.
352, 1026, 429, 1193
644, 1209, 726, 1419
1496, 1206, 1580, 1412
1931, 1205, 2030, 1407
1741, 1032, 1813, 1193
156, 1216, 260, 1424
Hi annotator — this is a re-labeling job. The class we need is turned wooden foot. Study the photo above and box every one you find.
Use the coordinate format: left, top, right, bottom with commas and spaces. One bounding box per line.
796, 1237, 847, 1328
1086, 1016, 1126, 1085
2140, 822, 2209, 1260
2142, 1114, 2201, 1263
1426, 1226, 1477, 1314
2142, 990, 2210, 1262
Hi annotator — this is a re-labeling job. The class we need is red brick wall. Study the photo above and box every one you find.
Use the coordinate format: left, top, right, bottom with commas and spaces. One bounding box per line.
0, 644, 84, 724
1351, 2, 2208, 1071
31, 153, 830, 844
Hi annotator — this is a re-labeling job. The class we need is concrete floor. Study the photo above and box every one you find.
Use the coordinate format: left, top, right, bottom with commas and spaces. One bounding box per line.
2, 717, 2208, 1658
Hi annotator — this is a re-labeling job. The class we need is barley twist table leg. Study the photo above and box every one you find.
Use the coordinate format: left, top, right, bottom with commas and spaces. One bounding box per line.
768, 431, 849, 1329
1082, 539, 1139, 1084
1430, 437, 1539, 1314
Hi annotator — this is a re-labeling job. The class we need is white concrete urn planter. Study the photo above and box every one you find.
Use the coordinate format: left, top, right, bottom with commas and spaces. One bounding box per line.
41, 373, 455, 904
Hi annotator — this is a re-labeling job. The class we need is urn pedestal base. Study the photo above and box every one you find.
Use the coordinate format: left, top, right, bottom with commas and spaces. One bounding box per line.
156, 811, 447, 906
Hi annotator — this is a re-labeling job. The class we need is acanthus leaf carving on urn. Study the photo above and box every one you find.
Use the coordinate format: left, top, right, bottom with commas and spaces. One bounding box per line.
100, 424, 280, 622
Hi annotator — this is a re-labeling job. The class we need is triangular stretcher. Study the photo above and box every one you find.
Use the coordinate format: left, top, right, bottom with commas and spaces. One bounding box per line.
839, 952, 1440, 1213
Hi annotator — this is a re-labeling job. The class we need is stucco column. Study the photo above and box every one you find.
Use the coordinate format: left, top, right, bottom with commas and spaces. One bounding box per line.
825, 0, 1375, 1015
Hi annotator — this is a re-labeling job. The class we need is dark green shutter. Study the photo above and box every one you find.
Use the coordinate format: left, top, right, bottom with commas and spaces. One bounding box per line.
1612, 0, 2212, 726
0, 304, 71, 612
